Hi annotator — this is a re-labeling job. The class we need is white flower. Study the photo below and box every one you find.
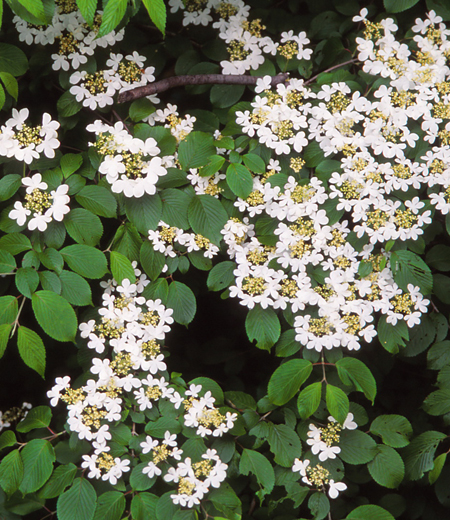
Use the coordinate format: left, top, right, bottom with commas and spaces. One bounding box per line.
328, 479, 347, 499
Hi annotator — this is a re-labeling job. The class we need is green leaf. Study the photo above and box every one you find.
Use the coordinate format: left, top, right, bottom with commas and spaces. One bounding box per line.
239, 449, 275, 494
370, 415, 413, 448
0, 72, 18, 100
76, 0, 97, 26
368, 445, 404, 488
199, 154, 225, 177
0, 450, 23, 496
61, 153, 83, 178
161, 188, 191, 229
130, 492, 158, 520
308, 492, 330, 520
156, 492, 178, 520
130, 463, 156, 492
16, 0, 46, 21
59, 270, 92, 306
267, 423, 302, 467
207, 261, 235, 291
339, 429, 377, 465
243, 153, 265, 174
297, 382, 322, 419
0, 323, 10, 359
17, 326, 46, 378
40, 271, 62, 294
429, 453, 447, 484
0, 43, 28, 76
166, 281, 196, 325
268, 359, 312, 405
0, 174, 21, 201
403, 430, 446, 480
16, 406, 51, 433
94, 491, 126, 520
145, 417, 181, 438
226, 163, 253, 199
31, 290, 77, 342
336, 357, 376, 403
390, 250, 433, 295
76, 185, 117, 218
245, 306, 280, 351
326, 384, 349, 425
377, 316, 409, 354
60, 244, 108, 279
190, 376, 224, 405
142, 0, 165, 35
188, 194, 228, 244
347, 504, 395, 520
97, 0, 127, 38
426, 244, 450, 271
433, 273, 450, 304
39, 463, 77, 499
178, 132, 216, 169
40, 248, 64, 273
0, 295, 18, 325
19, 439, 55, 495
0, 250, 15, 274
57, 478, 97, 520
426, 0, 450, 20
64, 208, 103, 246
0, 232, 31, 254
125, 195, 162, 235
129, 98, 155, 122
140, 241, 166, 280
423, 388, 450, 416
224, 391, 256, 411
210, 84, 245, 108
57, 91, 82, 117
110, 251, 136, 285
384, 0, 420, 12
0, 431, 16, 451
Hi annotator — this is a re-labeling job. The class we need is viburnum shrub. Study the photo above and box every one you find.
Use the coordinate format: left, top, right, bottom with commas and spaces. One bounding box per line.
2, 0, 450, 518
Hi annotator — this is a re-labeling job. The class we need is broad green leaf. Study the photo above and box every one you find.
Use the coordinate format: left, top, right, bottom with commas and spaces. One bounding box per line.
297, 382, 322, 419
61, 153, 83, 178
190, 376, 224, 405
39, 463, 77, 499
93, 491, 126, 520
268, 359, 312, 405
75, 185, 117, 218
0, 72, 17, 100
336, 357, 376, 403
59, 270, 92, 306
142, 0, 166, 35
245, 306, 280, 351
368, 445, 404, 488
140, 241, 166, 280
226, 163, 253, 199
16, 406, 51, 433
326, 384, 349, 425
0, 232, 31, 254
0, 43, 28, 76
267, 423, 302, 467
0, 449, 23, 496
377, 316, 409, 354
224, 391, 256, 411
166, 281, 196, 325
97, 0, 127, 38
403, 314, 436, 357
155, 492, 178, 520
308, 492, 330, 520
390, 250, 433, 295
39, 248, 64, 273
210, 84, 245, 108
129, 98, 155, 122
57, 91, 82, 117
188, 194, 228, 244
110, 251, 136, 285
130, 463, 156, 492
347, 504, 395, 520
239, 449, 275, 493
0, 323, 10, 359
15, 267, 39, 298
76, 0, 96, 26
370, 415, 413, 448
403, 430, 446, 480
243, 153, 265, 174
40, 271, 62, 294
207, 261, 235, 291
339, 429, 377, 465
428, 340, 450, 370
426, 0, 450, 20
275, 328, 301, 357
0, 431, 16, 451
384, 0, 420, 12
423, 388, 450, 416
125, 195, 162, 235
433, 273, 450, 304
429, 453, 447, 484
161, 188, 191, 229
0, 174, 19, 203
111, 222, 141, 261
19, 439, 55, 495
143, 278, 169, 304
16, 0, 46, 21
130, 492, 158, 520
199, 154, 225, 177
31, 290, 77, 342
60, 244, 108, 279
64, 208, 103, 246
17, 326, 46, 378
178, 131, 216, 169
57, 478, 97, 520
0, 295, 18, 325
0, 250, 15, 274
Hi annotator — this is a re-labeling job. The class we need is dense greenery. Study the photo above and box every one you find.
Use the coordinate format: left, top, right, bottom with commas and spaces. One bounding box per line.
2, 0, 450, 519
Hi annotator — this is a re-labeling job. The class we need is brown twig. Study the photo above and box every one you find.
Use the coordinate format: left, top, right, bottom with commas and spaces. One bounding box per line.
117, 72, 290, 103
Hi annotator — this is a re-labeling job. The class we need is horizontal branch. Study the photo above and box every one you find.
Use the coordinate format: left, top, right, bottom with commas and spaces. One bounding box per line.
117, 73, 290, 103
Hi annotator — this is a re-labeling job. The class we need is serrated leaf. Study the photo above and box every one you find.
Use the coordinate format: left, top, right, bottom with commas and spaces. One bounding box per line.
16, 0, 46, 22
347, 504, 395, 520
57, 478, 97, 520
166, 281, 196, 325
390, 250, 433, 295
0, 72, 18, 100
57, 91, 82, 117
370, 415, 413, 448
110, 250, 136, 285
0, 250, 16, 274
245, 306, 280, 351
0, 232, 31, 254
0, 295, 18, 325
60, 244, 108, 279
268, 359, 312, 405
130, 464, 156, 492
0, 323, 10, 359
336, 357, 376, 403
19, 439, 55, 495
239, 449, 274, 493
207, 261, 235, 291
377, 316, 409, 354
0, 43, 28, 76
16, 406, 51, 433
15, 267, 39, 298
226, 163, 253, 199
39, 463, 77, 499
59, 270, 92, 306
308, 491, 329, 520
140, 241, 166, 280
297, 382, 322, 419
0, 449, 23, 496
325, 384, 349, 425
93, 491, 126, 520
188, 194, 228, 244
75, 185, 117, 218
384, 0, 420, 12
429, 452, 447, 484
17, 326, 46, 378
178, 131, 216, 169
423, 388, 450, 416
199, 154, 225, 177
0, 431, 16, 451
339, 429, 377, 465
161, 188, 191, 229
31, 290, 77, 342
76, 0, 96, 26
243, 153, 265, 173
368, 445, 404, 488
64, 208, 103, 246
97, 0, 127, 38
142, 0, 165, 35
125, 195, 162, 235
267, 423, 302, 467
403, 430, 446, 480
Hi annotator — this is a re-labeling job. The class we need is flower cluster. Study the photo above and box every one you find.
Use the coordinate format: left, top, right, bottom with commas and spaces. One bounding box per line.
9, 173, 70, 231
14, 0, 124, 72
0, 402, 31, 432
0, 108, 60, 164
292, 414, 356, 499
87, 120, 167, 197
48, 266, 236, 501
146, 103, 196, 143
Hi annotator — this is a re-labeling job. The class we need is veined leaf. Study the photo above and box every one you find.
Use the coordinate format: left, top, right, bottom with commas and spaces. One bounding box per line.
97, 0, 127, 38
142, 0, 166, 35
268, 359, 312, 405
31, 290, 77, 342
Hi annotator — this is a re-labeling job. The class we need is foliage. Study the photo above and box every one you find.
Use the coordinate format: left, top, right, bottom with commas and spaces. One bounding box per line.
1, 0, 450, 519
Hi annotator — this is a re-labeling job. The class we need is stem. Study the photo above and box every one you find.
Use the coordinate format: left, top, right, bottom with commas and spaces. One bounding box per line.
321, 352, 327, 383
10, 297, 26, 338
305, 58, 359, 85
117, 72, 290, 103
